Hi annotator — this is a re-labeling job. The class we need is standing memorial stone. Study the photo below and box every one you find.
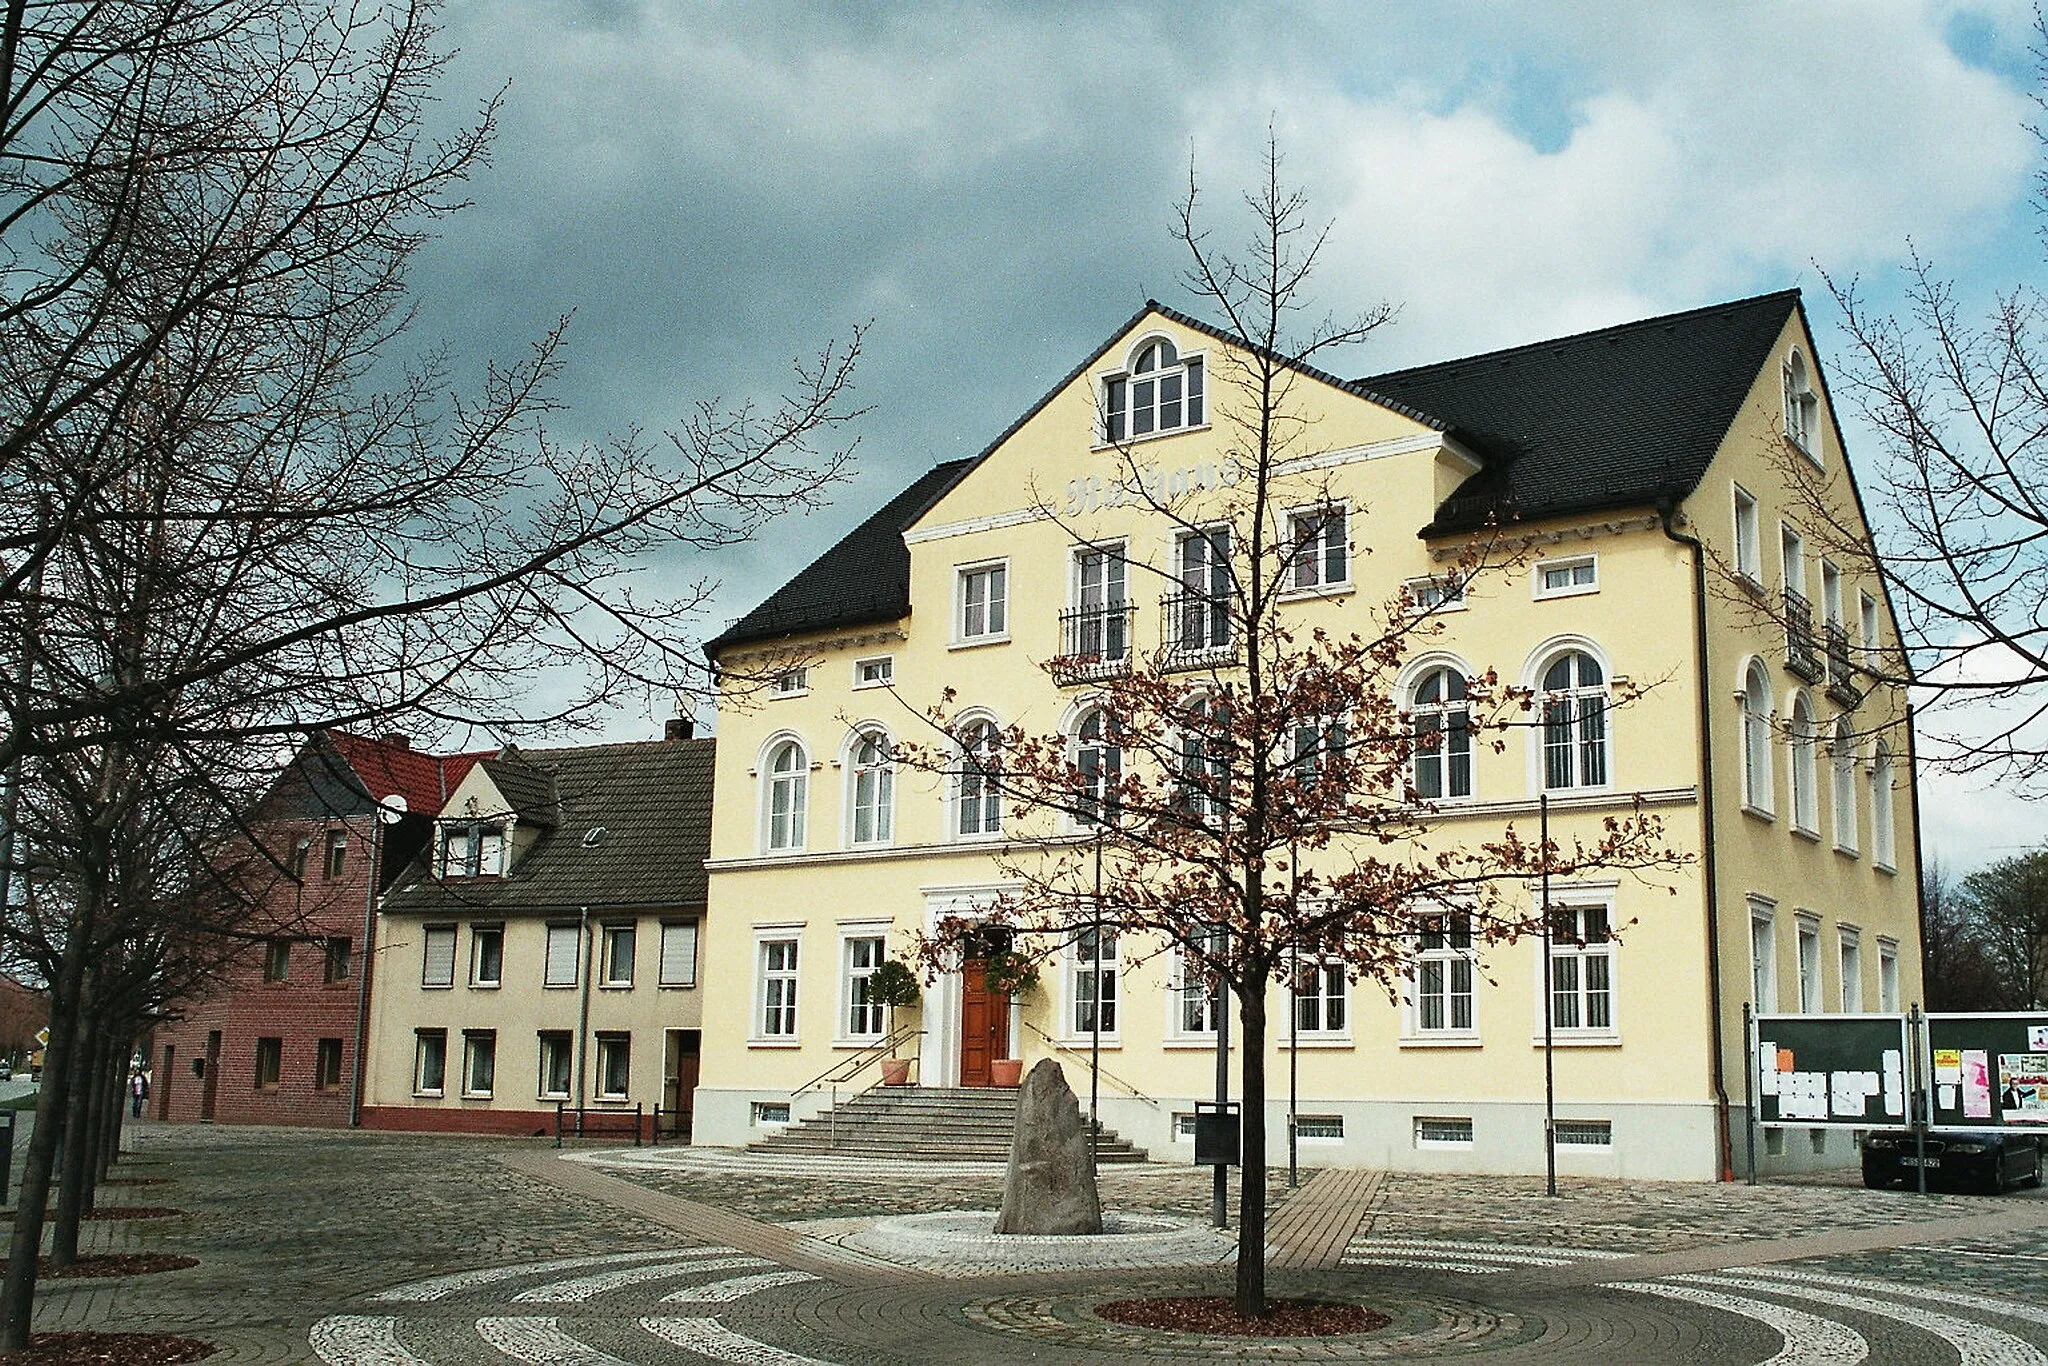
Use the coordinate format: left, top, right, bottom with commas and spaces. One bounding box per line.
994, 1058, 1103, 1235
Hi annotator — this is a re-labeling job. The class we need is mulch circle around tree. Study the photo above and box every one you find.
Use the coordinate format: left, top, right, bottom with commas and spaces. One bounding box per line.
40, 1254, 197, 1279
6, 1332, 215, 1364
1096, 1296, 1393, 1337
81, 1206, 182, 1221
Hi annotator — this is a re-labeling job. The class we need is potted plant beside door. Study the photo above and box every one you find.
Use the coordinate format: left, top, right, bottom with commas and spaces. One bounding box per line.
867, 958, 922, 1087
982, 949, 1040, 1087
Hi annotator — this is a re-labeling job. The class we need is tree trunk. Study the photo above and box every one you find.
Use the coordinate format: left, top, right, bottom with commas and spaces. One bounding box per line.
0, 934, 89, 1349
48, 1004, 102, 1268
1235, 982, 1269, 1318
100, 1034, 126, 1184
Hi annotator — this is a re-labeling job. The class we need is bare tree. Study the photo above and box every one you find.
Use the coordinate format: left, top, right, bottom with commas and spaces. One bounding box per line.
901, 142, 1686, 1319
1960, 850, 2048, 1010
1922, 856, 2008, 1010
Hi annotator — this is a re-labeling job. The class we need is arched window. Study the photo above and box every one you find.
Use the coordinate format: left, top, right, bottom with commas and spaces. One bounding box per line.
1871, 742, 1896, 868
1539, 650, 1607, 790
1741, 661, 1773, 813
956, 720, 1002, 838
765, 740, 807, 851
1101, 336, 1205, 442
1782, 349, 1819, 455
1412, 667, 1471, 800
1832, 717, 1859, 853
1072, 707, 1122, 826
848, 730, 894, 846
1177, 695, 1231, 825
1789, 692, 1817, 832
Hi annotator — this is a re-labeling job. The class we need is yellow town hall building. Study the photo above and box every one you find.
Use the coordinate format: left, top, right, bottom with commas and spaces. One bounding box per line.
692, 290, 1922, 1180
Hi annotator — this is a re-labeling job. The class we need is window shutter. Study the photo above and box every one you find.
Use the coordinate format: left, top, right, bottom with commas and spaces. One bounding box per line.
660, 922, 699, 986
422, 927, 456, 987
544, 923, 580, 987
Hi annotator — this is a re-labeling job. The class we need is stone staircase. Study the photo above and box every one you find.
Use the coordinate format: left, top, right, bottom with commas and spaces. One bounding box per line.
747, 1085, 1152, 1163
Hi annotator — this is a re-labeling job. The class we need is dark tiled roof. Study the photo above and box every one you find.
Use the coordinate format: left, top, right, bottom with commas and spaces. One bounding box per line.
478, 748, 559, 828
1362, 291, 1801, 536
381, 737, 715, 915
703, 460, 976, 657
261, 732, 491, 823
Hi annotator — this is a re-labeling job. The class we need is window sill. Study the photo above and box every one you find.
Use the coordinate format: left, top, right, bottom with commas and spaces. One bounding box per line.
768, 689, 811, 701
831, 1037, 888, 1050
413, 1090, 444, 1099
1280, 1036, 1354, 1050
1535, 585, 1599, 602
1874, 859, 1897, 876
1088, 422, 1213, 452
950, 831, 1006, 846
1735, 572, 1766, 598
597, 982, 635, 991
540, 1093, 570, 1104
1835, 844, 1861, 860
592, 1095, 632, 1105
1162, 1038, 1219, 1050
948, 635, 1011, 652
1542, 785, 1613, 799
1398, 1034, 1483, 1048
1276, 582, 1354, 604
1528, 1033, 1621, 1048
1741, 802, 1776, 823
758, 846, 810, 858
470, 982, 502, 991
543, 982, 579, 990
421, 983, 455, 992
748, 1038, 802, 1049
658, 981, 698, 990
461, 1092, 494, 1102
1791, 824, 1820, 842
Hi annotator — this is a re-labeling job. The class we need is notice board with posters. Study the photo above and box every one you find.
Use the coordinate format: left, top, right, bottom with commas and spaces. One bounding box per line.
1754, 1014, 1912, 1128
1925, 1013, 2048, 1130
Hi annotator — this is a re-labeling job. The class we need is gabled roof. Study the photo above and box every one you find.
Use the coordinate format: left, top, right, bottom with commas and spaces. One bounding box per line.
1364, 290, 1801, 536
261, 732, 491, 823
381, 737, 715, 914
705, 290, 1803, 651
476, 747, 559, 829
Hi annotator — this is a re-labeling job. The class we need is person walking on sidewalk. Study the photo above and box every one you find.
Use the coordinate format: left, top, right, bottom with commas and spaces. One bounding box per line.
129, 1068, 148, 1118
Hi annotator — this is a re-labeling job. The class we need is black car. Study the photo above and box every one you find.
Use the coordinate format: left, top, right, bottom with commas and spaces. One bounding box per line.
1861, 1129, 2044, 1193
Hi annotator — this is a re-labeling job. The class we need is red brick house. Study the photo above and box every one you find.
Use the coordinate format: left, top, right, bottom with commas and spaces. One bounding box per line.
152, 733, 489, 1126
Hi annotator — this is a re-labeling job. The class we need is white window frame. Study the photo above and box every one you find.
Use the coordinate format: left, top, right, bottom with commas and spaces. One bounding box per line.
1533, 554, 1598, 600
1530, 642, 1611, 792
1171, 525, 1235, 657
1860, 592, 1881, 668
413, 1029, 447, 1097
1406, 910, 1478, 1044
1832, 718, 1859, 855
1783, 348, 1820, 461
1733, 484, 1762, 585
1069, 540, 1132, 667
1289, 960, 1351, 1045
1781, 523, 1806, 597
1403, 572, 1467, 615
422, 925, 457, 989
846, 727, 895, 847
1166, 933, 1221, 1043
1283, 503, 1350, 595
754, 934, 801, 1043
954, 560, 1010, 646
1415, 1116, 1474, 1148
1536, 892, 1618, 1043
1789, 690, 1818, 836
537, 1031, 573, 1100
543, 922, 581, 989
952, 716, 1003, 840
599, 921, 635, 988
461, 1030, 496, 1099
1740, 659, 1774, 817
1749, 898, 1777, 1013
469, 924, 504, 988
594, 1032, 631, 1100
1068, 926, 1119, 1041
1821, 559, 1843, 632
840, 930, 888, 1043
769, 666, 809, 698
1097, 334, 1207, 445
1294, 1114, 1345, 1142
1069, 704, 1122, 830
1871, 743, 1897, 872
1174, 693, 1231, 827
1409, 663, 1473, 802
852, 655, 894, 690
1796, 915, 1822, 1013
658, 920, 699, 988
1878, 937, 1901, 1012
761, 736, 809, 853
1839, 926, 1864, 1013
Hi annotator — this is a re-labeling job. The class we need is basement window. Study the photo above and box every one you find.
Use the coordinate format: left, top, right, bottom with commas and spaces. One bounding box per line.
753, 1102, 791, 1127
1552, 1119, 1612, 1148
1295, 1115, 1344, 1141
1415, 1116, 1473, 1148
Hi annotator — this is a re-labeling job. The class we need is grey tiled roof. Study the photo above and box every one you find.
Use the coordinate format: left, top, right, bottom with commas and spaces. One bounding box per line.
478, 749, 559, 828
381, 737, 714, 916
705, 290, 1801, 650
1366, 290, 1801, 536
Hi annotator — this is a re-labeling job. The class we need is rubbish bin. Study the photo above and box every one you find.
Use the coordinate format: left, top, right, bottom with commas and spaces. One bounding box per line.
1194, 1101, 1240, 1167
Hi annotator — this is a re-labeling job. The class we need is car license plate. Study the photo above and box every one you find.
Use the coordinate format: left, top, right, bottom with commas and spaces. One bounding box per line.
1900, 1156, 1940, 1167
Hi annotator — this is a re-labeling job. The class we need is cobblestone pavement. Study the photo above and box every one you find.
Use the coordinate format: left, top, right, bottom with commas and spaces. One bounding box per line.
31, 1123, 2048, 1363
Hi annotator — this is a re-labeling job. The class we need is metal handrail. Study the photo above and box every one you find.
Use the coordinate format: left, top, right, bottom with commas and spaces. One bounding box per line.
790, 1023, 923, 1101
1019, 1018, 1159, 1107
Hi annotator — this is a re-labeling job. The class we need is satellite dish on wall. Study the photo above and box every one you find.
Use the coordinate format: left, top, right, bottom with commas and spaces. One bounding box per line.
377, 794, 408, 826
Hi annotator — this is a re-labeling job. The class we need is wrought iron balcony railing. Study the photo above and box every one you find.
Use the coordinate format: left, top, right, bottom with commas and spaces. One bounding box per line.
1158, 590, 1238, 671
1784, 587, 1824, 684
1825, 623, 1861, 707
1049, 603, 1136, 685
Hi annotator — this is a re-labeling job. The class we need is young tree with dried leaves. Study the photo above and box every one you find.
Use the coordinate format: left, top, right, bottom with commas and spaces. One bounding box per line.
901, 145, 1686, 1319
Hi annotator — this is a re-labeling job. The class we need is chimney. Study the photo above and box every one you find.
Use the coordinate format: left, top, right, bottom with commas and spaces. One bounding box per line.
664, 714, 695, 742
380, 732, 411, 750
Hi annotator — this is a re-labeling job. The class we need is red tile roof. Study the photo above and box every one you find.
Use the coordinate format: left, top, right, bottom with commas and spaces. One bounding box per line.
328, 733, 493, 816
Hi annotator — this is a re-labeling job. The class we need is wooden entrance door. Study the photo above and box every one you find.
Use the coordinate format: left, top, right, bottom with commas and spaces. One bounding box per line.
958, 960, 1009, 1087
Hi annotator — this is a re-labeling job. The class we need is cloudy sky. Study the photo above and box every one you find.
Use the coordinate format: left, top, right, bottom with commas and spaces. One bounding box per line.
409, 0, 2042, 872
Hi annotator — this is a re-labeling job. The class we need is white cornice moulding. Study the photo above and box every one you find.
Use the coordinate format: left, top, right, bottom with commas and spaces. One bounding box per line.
1430, 513, 1662, 560
903, 506, 1051, 545
1272, 432, 1467, 478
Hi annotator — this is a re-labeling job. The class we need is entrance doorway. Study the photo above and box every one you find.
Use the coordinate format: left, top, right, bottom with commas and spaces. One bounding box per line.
663, 1029, 700, 1138
199, 1030, 221, 1121
957, 924, 1012, 1088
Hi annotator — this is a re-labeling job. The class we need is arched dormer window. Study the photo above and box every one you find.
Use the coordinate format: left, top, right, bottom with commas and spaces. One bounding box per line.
1832, 717, 1859, 854
1789, 691, 1817, 833
1740, 660, 1773, 814
1783, 349, 1819, 457
1101, 336, 1205, 443
1411, 666, 1471, 800
1071, 706, 1122, 827
764, 739, 808, 852
955, 719, 1003, 838
848, 729, 894, 846
1537, 649, 1607, 790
